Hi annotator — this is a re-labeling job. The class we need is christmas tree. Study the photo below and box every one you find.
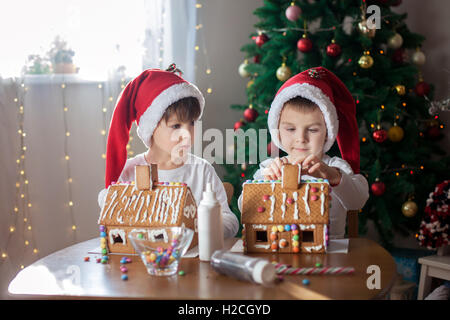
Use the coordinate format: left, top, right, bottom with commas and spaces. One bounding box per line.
223, 0, 450, 247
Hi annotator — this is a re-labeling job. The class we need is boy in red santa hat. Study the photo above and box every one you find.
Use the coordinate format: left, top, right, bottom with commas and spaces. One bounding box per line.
239, 67, 369, 239
98, 65, 239, 238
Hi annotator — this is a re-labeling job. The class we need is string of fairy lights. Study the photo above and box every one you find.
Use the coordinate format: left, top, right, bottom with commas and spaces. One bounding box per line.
1, 1, 211, 272
60, 78, 78, 237
1, 77, 39, 270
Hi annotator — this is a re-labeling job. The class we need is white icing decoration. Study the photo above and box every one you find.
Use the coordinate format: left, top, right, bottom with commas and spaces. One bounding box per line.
320, 192, 325, 216
109, 229, 126, 245
271, 182, 276, 193
252, 224, 267, 230
293, 192, 299, 220
148, 228, 168, 243
297, 163, 302, 183
304, 244, 323, 252
183, 204, 196, 219
163, 188, 174, 224
155, 188, 167, 222
148, 189, 160, 223
116, 208, 124, 224
134, 195, 146, 223
134, 191, 143, 211
299, 224, 316, 230
254, 244, 271, 249
171, 187, 185, 224
141, 194, 152, 222
103, 190, 118, 220
303, 184, 310, 215
269, 195, 275, 222
281, 193, 287, 219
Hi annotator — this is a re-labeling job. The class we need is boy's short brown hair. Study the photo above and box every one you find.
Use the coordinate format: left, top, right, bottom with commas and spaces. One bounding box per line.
162, 97, 201, 123
283, 96, 319, 112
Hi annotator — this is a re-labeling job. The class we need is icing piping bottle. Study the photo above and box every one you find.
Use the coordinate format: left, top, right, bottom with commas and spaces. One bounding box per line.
198, 183, 224, 261
210, 250, 276, 286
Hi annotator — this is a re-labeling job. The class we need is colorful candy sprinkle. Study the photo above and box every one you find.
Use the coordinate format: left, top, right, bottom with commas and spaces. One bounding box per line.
178, 270, 185, 276
257, 206, 265, 213
315, 263, 322, 267
121, 274, 128, 281
302, 279, 310, 285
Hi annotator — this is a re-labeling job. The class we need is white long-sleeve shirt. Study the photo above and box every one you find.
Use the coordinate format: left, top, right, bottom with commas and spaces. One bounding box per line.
98, 153, 239, 238
238, 154, 369, 239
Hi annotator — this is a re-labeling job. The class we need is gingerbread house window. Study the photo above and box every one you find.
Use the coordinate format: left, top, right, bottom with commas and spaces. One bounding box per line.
255, 231, 268, 242
112, 233, 124, 244
301, 231, 314, 243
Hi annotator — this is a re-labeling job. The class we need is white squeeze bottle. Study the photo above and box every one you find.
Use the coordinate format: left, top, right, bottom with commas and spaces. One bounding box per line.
198, 183, 224, 261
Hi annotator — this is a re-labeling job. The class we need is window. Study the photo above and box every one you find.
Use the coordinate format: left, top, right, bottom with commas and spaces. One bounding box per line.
112, 233, 124, 244
255, 231, 268, 242
0, 0, 167, 79
301, 231, 314, 243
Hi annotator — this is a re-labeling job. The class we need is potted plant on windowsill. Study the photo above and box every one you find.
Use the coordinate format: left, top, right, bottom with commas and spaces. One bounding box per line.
47, 36, 78, 74
22, 54, 52, 75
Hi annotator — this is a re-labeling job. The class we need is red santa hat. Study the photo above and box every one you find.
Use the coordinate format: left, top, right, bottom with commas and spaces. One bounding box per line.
105, 66, 205, 188
268, 67, 360, 173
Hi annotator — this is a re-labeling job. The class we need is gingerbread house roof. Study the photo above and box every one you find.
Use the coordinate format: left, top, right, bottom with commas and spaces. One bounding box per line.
241, 178, 330, 225
98, 182, 197, 227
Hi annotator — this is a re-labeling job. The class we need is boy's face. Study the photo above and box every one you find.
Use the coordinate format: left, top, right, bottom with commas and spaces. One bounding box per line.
151, 113, 195, 163
278, 104, 327, 159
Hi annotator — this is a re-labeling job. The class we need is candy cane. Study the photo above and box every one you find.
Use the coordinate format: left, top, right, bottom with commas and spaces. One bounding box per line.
276, 266, 354, 275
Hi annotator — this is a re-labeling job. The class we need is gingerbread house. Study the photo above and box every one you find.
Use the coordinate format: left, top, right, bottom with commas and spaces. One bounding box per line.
241, 164, 330, 254
98, 164, 198, 254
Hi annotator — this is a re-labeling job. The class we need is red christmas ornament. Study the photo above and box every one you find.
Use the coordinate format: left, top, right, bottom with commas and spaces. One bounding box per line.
254, 33, 269, 47
392, 48, 408, 64
426, 126, 440, 139
373, 129, 388, 143
326, 42, 341, 57
297, 36, 313, 53
414, 81, 430, 97
243, 107, 258, 122
253, 54, 261, 64
234, 120, 245, 131
285, 4, 302, 21
371, 180, 386, 196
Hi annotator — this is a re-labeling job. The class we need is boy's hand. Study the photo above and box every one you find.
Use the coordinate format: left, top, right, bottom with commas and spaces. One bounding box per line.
291, 154, 342, 186
262, 157, 289, 180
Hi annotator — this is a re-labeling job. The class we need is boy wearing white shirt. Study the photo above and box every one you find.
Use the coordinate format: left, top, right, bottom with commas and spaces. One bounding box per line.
239, 67, 369, 239
98, 66, 239, 238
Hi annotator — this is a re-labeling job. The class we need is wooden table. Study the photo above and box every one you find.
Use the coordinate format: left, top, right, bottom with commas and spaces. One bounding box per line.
8, 237, 397, 300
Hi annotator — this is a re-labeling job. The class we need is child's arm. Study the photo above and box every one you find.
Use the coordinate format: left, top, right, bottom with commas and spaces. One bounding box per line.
292, 154, 369, 210
324, 157, 369, 211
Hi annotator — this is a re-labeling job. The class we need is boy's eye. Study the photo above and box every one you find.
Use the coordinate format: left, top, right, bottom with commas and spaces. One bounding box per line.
171, 124, 181, 129
286, 128, 295, 132
308, 128, 319, 133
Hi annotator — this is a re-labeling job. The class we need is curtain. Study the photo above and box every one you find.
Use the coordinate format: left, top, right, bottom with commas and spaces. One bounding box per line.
0, 0, 197, 298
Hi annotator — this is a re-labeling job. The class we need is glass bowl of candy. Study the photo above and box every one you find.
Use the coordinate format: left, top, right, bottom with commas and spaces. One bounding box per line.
128, 227, 194, 276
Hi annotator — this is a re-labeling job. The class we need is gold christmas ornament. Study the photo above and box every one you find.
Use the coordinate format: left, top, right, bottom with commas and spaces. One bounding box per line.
412, 49, 426, 66
394, 84, 406, 96
276, 62, 292, 81
357, 19, 376, 38
358, 52, 374, 69
238, 60, 251, 78
402, 200, 418, 218
387, 33, 403, 50
388, 123, 404, 142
